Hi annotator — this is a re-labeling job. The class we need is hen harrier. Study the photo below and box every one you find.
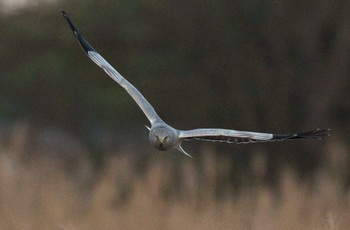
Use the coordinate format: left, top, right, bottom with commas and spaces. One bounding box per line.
62, 11, 328, 157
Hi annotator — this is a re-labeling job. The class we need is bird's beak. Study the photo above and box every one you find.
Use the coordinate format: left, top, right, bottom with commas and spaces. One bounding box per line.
158, 138, 166, 149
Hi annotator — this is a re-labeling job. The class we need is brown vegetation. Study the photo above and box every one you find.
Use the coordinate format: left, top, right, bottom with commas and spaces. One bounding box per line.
0, 124, 347, 230
0, 0, 349, 228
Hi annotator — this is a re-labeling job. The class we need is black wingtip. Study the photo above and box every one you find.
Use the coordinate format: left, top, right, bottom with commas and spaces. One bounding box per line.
61, 10, 67, 17
61, 10, 96, 54
61, 10, 70, 21
61, 10, 78, 33
272, 128, 330, 141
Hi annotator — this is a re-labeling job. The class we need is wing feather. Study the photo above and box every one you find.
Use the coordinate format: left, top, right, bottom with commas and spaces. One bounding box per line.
62, 11, 161, 125
179, 128, 329, 144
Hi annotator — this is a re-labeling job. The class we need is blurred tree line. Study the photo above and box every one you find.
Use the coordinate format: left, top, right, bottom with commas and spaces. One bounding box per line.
0, 0, 349, 184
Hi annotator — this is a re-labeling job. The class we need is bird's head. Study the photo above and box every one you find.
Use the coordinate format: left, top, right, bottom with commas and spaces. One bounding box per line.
149, 125, 178, 151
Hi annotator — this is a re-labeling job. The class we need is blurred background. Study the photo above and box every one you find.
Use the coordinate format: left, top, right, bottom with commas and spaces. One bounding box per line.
0, 0, 349, 229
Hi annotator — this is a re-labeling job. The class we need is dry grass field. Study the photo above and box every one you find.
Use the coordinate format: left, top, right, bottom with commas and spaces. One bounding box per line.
0, 124, 348, 230
1, 1, 349, 229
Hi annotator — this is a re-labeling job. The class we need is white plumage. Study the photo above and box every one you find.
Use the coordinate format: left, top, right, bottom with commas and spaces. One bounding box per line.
62, 11, 329, 157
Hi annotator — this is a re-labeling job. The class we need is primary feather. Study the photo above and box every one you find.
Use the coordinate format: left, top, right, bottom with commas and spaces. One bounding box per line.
61, 10, 161, 126
62, 10, 329, 157
180, 128, 329, 144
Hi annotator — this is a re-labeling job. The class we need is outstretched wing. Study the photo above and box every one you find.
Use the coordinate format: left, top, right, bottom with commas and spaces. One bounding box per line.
179, 128, 329, 144
62, 11, 162, 125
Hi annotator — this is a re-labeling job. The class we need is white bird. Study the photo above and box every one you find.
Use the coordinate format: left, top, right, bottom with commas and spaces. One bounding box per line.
62, 11, 329, 158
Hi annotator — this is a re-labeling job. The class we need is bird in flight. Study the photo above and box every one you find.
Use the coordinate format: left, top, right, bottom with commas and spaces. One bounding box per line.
61, 11, 329, 158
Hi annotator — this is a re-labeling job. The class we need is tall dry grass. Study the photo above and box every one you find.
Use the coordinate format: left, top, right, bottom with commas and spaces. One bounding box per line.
0, 123, 348, 229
